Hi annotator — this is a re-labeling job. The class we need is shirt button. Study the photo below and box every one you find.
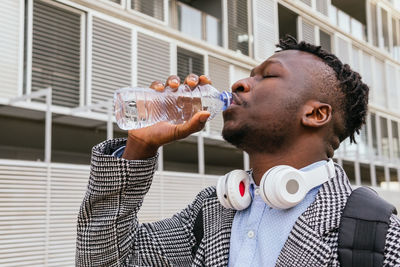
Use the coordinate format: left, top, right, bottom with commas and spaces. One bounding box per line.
254, 188, 260, 195
247, 230, 255, 239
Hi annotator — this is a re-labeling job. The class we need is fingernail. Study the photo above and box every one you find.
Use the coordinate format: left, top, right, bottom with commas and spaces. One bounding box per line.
170, 79, 179, 87
155, 84, 163, 91
189, 76, 197, 82
199, 115, 208, 123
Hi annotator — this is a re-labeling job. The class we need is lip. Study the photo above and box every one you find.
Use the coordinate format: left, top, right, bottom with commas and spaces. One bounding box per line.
231, 93, 243, 106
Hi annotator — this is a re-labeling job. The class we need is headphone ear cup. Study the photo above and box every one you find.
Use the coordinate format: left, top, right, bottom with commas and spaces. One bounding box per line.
216, 175, 233, 209
259, 166, 307, 209
216, 170, 251, 210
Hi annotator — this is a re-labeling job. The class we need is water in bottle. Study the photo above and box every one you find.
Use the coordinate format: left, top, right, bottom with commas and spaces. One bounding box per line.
114, 84, 232, 130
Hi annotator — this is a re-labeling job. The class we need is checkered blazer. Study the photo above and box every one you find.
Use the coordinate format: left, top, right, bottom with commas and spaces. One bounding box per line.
76, 138, 400, 266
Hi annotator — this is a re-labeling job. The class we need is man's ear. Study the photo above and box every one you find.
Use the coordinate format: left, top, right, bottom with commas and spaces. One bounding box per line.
301, 100, 332, 128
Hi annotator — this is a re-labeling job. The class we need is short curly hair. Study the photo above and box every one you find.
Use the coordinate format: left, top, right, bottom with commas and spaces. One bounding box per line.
276, 35, 369, 143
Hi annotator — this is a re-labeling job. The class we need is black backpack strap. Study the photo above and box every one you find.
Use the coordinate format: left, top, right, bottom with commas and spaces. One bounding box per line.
191, 191, 217, 256
338, 187, 397, 267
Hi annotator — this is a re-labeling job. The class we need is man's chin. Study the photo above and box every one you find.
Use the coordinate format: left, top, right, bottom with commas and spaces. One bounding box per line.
222, 125, 247, 150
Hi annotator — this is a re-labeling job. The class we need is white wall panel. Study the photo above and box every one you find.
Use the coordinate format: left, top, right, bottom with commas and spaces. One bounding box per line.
0, 163, 47, 266
253, 0, 277, 62
0, 0, 22, 98
301, 19, 316, 44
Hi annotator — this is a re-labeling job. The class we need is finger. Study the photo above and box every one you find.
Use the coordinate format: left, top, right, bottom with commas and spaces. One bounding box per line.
165, 75, 180, 92
150, 81, 165, 92
174, 111, 210, 139
184, 74, 199, 90
199, 75, 212, 85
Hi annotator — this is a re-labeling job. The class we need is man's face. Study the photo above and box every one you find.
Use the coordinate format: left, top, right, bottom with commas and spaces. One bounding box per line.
222, 50, 324, 153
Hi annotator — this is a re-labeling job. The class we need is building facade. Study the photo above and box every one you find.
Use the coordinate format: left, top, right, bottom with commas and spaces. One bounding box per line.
0, 0, 400, 265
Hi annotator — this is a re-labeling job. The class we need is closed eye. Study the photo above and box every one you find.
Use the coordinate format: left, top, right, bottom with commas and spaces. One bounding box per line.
263, 75, 278, 79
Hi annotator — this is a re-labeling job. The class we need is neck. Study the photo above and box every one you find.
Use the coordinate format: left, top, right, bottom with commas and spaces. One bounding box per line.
248, 142, 328, 186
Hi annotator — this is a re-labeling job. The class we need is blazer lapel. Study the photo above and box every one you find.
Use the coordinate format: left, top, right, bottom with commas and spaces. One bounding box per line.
202, 195, 235, 267
276, 163, 353, 266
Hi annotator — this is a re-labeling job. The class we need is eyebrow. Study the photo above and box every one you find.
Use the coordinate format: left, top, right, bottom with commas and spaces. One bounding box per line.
250, 60, 285, 77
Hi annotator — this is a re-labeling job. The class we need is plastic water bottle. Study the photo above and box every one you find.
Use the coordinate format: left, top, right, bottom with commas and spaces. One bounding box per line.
114, 84, 232, 130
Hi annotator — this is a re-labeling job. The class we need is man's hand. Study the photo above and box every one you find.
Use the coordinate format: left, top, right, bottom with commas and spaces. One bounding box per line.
122, 74, 212, 160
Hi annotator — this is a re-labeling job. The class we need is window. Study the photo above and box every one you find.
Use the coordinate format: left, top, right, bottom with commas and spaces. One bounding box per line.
381, 8, 390, 51
374, 59, 386, 107
319, 30, 331, 52
393, 18, 400, 60
380, 117, 390, 158
351, 46, 360, 71
392, 121, 400, 160
163, 139, 198, 173
30, 0, 83, 107
204, 143, 243, 175
175, 1, 222, 46
278, 4, 298, 40
331, 0, 367, 41
360, 163, 372, 186
338, 10, 350, 33
389, 169, 399, 190
177, 47, 204, 81
387, 63, 398, 112
358, 125, 369, 160
228, 0, 249, 55
376, 165, 386, 187
178, 3, 202, 40
131, 0, 164, 21
342, 161, 356, 185
371, 113, 378, 156
370, 3, 379, 46
206, 15, 221, 46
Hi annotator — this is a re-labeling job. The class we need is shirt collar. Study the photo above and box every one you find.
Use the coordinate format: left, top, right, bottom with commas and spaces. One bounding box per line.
248, 160, 328, 199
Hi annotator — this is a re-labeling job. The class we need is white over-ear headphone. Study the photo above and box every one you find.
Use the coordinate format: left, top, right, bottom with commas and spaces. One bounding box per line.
216, 159, 335, 210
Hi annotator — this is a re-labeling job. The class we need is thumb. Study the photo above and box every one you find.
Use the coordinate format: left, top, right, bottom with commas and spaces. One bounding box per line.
173, 111, 211, 139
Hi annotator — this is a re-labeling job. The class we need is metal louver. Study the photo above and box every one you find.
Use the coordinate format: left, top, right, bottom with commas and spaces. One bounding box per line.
137, 33, 170, 87
31, 0, 82, 107
301, 19, 315, 44
91, 17, 131, 104
253, 0, 276, 62
228, 0, 249, 55
208, 56, 230, 136
131, 0, 164, 21
177, 47, 204, 81
0, 0, 21, 98
319, 30, 331, 52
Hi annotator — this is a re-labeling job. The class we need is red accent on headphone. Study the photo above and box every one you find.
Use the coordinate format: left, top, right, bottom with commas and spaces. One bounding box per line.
239, 181, 245, 197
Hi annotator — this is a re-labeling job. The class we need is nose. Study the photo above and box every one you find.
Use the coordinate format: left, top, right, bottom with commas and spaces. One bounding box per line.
231, 78, 251, 93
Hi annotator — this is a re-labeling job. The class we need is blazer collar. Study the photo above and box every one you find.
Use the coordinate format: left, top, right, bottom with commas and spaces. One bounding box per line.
201, 163, 352, 266
276, 163, 352, 266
